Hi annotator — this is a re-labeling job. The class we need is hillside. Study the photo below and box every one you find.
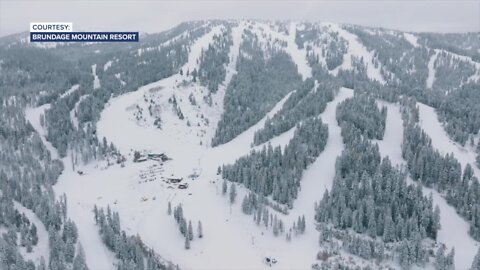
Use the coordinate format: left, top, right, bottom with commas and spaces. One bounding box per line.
0, 20, 479, 270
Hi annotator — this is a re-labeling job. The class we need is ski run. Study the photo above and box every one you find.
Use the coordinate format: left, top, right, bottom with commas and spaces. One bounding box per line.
14, 20, 480, 270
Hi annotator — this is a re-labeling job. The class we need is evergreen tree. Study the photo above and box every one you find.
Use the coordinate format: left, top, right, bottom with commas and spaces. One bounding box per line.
229, 183, 237, 204
197, 221, 203, 238
72, 244, 88, 270
188, 220, 194, 240
471, 247, 480, 270
222, 179, 228, 195
185, 235, 191, 250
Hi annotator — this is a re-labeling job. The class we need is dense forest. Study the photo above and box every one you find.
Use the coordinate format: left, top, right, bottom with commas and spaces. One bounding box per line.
253, 77, 338, 145
315, 94, 445, 269
222, 117, 328, 206
212, 28, 302, 146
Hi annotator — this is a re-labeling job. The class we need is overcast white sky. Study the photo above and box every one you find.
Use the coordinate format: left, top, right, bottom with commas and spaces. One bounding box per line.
1, 0, 479, 37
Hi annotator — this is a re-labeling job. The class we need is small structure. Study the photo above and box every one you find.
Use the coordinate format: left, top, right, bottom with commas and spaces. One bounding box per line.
148, 153, 169, 161
263, 257, 277, 267
178, 183, 189, 189
136, 157, 148, 163
168, 177, 183, 184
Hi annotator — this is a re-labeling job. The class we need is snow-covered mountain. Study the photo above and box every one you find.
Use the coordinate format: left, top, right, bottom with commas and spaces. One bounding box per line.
1, 20, 480, 270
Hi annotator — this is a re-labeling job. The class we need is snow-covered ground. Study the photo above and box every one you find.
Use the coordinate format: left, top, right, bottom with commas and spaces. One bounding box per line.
403, 33, 419, 48
23, 20, 480, 270
252, 21, 312, 80
70, 95, 89, 129
60, 23, 361, 269
103, 60, 112, 71
57, 90, 299, 270
13, 201, 50, 266
25, 93, 116, 270
430, 49, 480, 85
56, 84, 356, 270
204, 23, 245, 145
374, 101, 479, 269
426, 52, 438, 88
25, 104, 59, 160
328, 23, 385, 84
418, 102, 480, 178
182, 25, 224, 75
60, 84, 79, 99
372, 101, 405, 166
286, 22, 312, 80
54, 168, 118, 270
286, 87, 352, 230
92, 64, 100, 90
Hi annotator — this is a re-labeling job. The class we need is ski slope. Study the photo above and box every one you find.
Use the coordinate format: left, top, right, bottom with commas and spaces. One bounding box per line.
372, 101, 406, 166
253, 21, 312, 80
59, 19, 357, 269
59, 90, 313, 270
287, 87, 353, 231
22, 20, 480, 270
374, 101, 478, 269
328, 23, 385, 84
68, 86, 357, 270
25, 104, 59, 160
429, 49, 480, 86
418, 102, 480, 178
92, 64, 100, 90
403, 33, 419, 48
54, 165, 120, 270
25, 99, 116, 269
60, 84, 79, 99
426, 52, 438, 89
70, 95, 88, 129
204, 23, 246, 146
286, 22, 312, 80
14, 201, 50, 266
182, 25, 224, 74
68, 24, 356, 269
